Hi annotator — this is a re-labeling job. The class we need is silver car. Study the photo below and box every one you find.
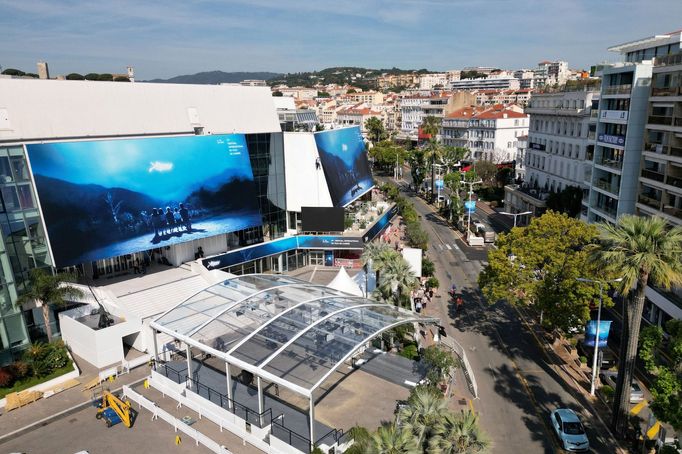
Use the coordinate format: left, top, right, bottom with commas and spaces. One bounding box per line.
599, 371, 644, 403
550, 408, 590, 452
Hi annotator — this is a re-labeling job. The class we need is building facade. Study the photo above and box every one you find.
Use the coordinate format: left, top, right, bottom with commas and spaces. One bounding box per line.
450, 76, 521, 91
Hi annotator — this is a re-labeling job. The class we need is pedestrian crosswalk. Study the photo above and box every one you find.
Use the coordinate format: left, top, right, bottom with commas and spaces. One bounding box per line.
436, 243, 462, 252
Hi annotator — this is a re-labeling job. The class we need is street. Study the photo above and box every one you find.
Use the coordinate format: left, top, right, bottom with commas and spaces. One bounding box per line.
396, 181, 620, 453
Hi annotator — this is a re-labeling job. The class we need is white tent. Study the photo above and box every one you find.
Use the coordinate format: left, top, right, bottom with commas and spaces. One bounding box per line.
328, 267, 364, 297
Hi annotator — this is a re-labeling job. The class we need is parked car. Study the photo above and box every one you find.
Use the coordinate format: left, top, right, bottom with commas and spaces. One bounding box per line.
550, 408, 590, 452
599, 371, 644, 403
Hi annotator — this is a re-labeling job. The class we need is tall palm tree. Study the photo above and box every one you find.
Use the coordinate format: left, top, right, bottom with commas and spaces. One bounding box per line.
17, 268, 84, 342
399, 386, 450, 446
380, 257, 419, 308
362, 242, 400, 286
428, 410, 489, 454
369, 423, 420, 454
592, 215, 682, 436
423, 141, 445, 201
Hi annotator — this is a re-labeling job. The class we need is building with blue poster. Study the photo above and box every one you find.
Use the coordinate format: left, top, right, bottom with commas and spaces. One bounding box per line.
0, 78, 392, 366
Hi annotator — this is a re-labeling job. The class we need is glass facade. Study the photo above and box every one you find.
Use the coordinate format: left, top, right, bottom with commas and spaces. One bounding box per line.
245, 133, 287, 240
0, 145, 51, 364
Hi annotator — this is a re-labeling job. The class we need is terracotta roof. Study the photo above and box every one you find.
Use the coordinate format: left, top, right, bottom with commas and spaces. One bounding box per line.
445, 104, 527, 120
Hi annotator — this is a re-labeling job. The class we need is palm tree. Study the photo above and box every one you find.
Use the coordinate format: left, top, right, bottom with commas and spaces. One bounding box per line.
345, 425, 373, 454
17, 269, 84, 342
380, 257, 419, 308
423, 141, 445, 201
365, 117, 386, 143
399, 386, 450, 446
592, 215, 682, 436
441, 146, 468, 174
420, 116, 441, 140
362, 242, 400, 286
369, 423, 420, 454
428, 410, 489, 454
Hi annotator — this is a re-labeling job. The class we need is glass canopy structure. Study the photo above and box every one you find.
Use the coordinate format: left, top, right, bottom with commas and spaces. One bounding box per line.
151, 274, 439, 398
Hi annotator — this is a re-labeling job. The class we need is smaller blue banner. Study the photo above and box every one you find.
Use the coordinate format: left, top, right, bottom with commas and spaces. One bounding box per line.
584, 320, 612, 348
464, 201, 476, 213
435, 179, 444, 188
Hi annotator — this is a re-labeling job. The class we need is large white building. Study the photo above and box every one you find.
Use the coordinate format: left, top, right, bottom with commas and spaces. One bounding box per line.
450, 76, 521, 91
441, 104, 528, 162
419, 73, 448, 90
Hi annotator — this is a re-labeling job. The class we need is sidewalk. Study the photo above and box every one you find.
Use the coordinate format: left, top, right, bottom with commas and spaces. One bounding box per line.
0, 354, 150, 439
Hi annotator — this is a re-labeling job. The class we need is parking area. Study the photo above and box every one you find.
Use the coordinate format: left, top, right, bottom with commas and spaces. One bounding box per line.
0, 404, 211, 454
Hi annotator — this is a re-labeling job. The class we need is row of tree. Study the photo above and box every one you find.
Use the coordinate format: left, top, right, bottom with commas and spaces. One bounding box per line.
479, 212, 682, 435
1, 68, 130, 82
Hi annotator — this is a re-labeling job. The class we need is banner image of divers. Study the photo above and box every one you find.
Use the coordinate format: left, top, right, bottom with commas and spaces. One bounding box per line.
26, 135, 262, 267
313, 126, 374, 207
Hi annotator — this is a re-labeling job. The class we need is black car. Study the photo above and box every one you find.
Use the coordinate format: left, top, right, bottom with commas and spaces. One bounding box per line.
577, 342, 617, 370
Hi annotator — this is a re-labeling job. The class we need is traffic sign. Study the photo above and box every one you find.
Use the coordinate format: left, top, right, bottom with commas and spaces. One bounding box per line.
464, 201, 476, 213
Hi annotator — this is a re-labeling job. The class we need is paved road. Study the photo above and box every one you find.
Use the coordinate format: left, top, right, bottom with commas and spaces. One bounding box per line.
393, 179, 618, 453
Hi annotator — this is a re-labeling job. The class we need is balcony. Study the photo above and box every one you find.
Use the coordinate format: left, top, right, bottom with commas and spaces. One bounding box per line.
648, 115, 673, 126
597, 157, 623, 170
651, 86, 682, 96
672, 146, 682, 158
638, 194, 662, 209
595, 179, 619, 195
654, 53, 682, 67
675, 118, 682, 127
663, 205, 682, 220
594, 203, 618, 217
641, 169, 665, 182
587, 131, 596, 140
600, 110, 629, 122
590, 110, 599, 119
603, 84, 632, 95
666, 174, 682, 189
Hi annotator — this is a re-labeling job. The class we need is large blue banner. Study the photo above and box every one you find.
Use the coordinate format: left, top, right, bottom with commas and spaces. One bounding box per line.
314, 127, 374, 207
584, 320, 612, 348
27, 135, 262, 267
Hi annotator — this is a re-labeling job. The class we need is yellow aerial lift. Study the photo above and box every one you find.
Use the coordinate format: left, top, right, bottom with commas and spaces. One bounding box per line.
94, 390, 136, 428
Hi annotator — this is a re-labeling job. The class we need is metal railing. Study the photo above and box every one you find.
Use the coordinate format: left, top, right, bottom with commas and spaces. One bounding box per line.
641, 169, 665, 182
271, 418, 311, 453
440, 337, 478, 398
603, 84, 632, 95
648, 115, 673, 125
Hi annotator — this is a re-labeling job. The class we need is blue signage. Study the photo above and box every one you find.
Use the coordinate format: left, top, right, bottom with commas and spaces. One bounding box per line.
363, 204, 399, 242
584, 320, 612, 348
435, 179, 444, 189
597, 134, 625, 147
464, 201, 476, 213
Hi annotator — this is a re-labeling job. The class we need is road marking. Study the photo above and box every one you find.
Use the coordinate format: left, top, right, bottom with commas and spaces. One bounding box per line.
647, 421, 660, 439
438, 244, 443, 251
452, 243, 461, 251
445, 244, 452, 250
630, 400, 647, 415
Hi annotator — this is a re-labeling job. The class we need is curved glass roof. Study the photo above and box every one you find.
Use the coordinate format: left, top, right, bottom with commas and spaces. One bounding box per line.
152, 274, 438, 395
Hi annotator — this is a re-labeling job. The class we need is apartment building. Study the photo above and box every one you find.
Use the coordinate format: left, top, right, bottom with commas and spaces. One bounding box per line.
515, 135, 528, 180
377, 73, 419, 90
475, 89, 533, 107
635, 52, 682, 325
450, 76, 521, 91
441, 104, 528, 162
340, 91, 385, 105
336, 104, 384, 134
419, 73, 448, 90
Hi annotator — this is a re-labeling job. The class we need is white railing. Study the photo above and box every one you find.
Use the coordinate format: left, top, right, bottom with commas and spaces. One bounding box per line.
123, 385, 233, 454
440, 337, 479, 399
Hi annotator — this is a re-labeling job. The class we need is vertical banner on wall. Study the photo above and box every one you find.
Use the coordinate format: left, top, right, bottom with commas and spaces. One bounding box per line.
584, 320, 612, 348
26, 135, 262, 267
313, 126, 374, 207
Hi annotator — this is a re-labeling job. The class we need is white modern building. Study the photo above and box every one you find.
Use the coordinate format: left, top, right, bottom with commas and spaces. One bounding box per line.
419, 73, 448, 90
450, 76, 521, 91
441, 104, 528, 162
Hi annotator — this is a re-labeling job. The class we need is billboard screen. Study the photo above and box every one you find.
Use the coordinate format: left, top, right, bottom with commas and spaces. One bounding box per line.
314, 127, 374, 207
301, 206, 345, 232
26, 134, 262, 267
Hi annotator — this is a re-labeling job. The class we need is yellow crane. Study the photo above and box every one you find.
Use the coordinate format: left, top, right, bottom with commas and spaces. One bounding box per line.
94, 391, 135, 428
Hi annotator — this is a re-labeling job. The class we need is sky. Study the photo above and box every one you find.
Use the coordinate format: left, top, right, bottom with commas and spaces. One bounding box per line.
2, 0, 682, 80
26, 134, 254, 200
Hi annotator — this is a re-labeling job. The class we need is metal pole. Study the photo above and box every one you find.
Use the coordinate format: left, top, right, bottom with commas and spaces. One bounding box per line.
185, 344, 193, 389
590, 282, 604, 396
152, 329, 159, 366
225, 363, 233, 409
257, 376, 264, 426
513, 214, 518, 228
309, 395, 316, 451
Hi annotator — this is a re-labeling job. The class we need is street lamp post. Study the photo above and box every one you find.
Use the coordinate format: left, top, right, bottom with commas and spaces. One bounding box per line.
500, 211, 532, 228
576, 277, 623, 396
462, 179, 482, 243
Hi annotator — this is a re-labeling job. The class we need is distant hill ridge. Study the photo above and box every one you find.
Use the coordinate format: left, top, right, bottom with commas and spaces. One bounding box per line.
145, 71, 283, 85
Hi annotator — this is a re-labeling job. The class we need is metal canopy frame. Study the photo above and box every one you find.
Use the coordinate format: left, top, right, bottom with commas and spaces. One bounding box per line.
150, 273, 439, 400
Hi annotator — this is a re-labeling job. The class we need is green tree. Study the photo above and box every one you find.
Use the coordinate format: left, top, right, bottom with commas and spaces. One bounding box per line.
592, 215, 682, 436
399, 386, 449, 447
98, 73, 113, 81
66, 73, 84, 80
84, 73, 100, 81
408, 148, 427, 191
479, 211, 609, 333
427, 410, 489, 454
1, 68, 25, 76
546, 186, 583, 218
347, 88, 357, 94
380, 256, 419, 308
422, 345, 456, 385
317, 91, 331, 97
370, 141, 406, 172
366, 117, 387, 143
420, 116, 440, 138
638, 321, 682, 431
472, 161, 497, 187
113, 76, 130, 82
441, 147, 468, 174
272, 90, 283, 97
369, 423, 420, 454
346, 425, 373, 454
17, 269, 84, 342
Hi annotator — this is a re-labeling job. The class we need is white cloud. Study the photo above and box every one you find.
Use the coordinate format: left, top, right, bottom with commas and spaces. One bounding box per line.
148, 161, 173, 173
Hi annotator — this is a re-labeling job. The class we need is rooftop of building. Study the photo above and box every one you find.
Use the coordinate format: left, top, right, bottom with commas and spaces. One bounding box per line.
444, 103, 527, 120
608, 29, 682, 53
